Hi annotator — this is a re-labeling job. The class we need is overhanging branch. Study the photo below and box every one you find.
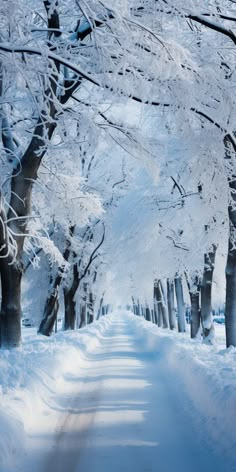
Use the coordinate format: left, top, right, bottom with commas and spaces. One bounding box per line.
0, 44, 101, 86
79, 224, 105, 282
0, 41, 229, 135
188, 14, 236, 45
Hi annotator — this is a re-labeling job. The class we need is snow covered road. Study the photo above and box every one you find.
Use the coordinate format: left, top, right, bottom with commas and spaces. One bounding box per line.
21, 314, 234, 472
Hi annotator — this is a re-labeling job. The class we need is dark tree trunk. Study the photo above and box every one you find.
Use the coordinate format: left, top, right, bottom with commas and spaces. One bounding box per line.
201, 246, 216, 342
79, 281, 88, 327
159, 280, 169, 328
87, 312, 94, 324
0, 47, 58, 346
132, 296, 138, 315
154, 281, 162, 326
174, 276, 186, 332
153, 283, 158, 325
157, 304, 163, 327
190, 291, 201, 338
151, 309, 154, 323
64, 289, 76, 330
137, 299, 141, 316
146, 306, 151, 321
0, 116, 57, 345
38, 281, 59, 336
224, 135, 236, 347
97, 292, 105, 320
0, 264, 22, 348
87, 291, 94, 324
225, 240, 236, 347
167, 279, 176, 330
185, 272, 201, 339
62, 254, 81, 331
153, 302, 158, 325
38, 229, 75, 336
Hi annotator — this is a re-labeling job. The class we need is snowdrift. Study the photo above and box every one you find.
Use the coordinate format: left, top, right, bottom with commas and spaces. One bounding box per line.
129, 313, 236, 462
0, 316, 112, 472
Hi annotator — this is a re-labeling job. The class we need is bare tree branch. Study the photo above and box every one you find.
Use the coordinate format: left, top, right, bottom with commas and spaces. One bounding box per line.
188, 14, 236, 45
79, 224, 105, 282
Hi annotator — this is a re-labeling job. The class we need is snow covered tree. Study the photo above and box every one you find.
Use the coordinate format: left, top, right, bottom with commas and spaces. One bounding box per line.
183, 4, 236, 346
1, 0, 234, 349
0, 0, 182, 347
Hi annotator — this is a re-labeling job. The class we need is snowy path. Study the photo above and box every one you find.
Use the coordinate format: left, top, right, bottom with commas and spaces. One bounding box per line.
22, 314, 233, 472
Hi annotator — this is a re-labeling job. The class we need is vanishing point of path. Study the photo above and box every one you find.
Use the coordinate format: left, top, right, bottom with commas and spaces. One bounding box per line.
22, 314, 233, 472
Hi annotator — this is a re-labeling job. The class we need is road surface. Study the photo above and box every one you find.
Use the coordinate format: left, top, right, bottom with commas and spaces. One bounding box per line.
23, 315, 233, 472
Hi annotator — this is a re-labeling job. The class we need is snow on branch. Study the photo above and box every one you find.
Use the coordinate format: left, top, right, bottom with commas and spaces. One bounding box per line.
188, 14, 236, 45
0, 44, 101, 87
79, 223, 106, 282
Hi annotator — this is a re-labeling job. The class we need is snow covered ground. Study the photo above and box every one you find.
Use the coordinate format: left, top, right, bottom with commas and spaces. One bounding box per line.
0, 312, 236, 472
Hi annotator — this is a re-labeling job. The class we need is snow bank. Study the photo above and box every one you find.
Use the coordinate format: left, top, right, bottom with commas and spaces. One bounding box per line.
128, 313, 236, 463
0, 316, 112, 472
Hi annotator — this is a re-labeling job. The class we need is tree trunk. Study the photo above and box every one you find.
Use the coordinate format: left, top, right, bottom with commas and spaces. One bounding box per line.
224, 135, 236, 347
0, 264, 22, 348
79, 304, 86, 328
87, 291, 94, 324
38, 284, 59, 336
137, 299, 141, 316
38, 230, 75, 335
225, 239, 236, 347
174, 276, 186, 332
201, 246, 216, 343
153, 283, 158, 325
154, 281, 162, 327
159, 280, 169, 328
167, 279, 176, 330
132, 296, 138, 315
87, 312, 94, 324
146, 306, 151, 321
79, 281, 88, 327
153, 301, 158, 325
97, 292, 105, 320
185, 272, 201, 339
151, 309, 154, 323
154, 280, 169, 328
1, 85, 57, 346
0, 123, 56, 345
64, 289, 76, 330
157, 304, 163, 327
190, 291, 201, 338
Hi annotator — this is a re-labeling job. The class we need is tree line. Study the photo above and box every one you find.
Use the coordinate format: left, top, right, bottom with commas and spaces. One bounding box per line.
0, 0, 235, 349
